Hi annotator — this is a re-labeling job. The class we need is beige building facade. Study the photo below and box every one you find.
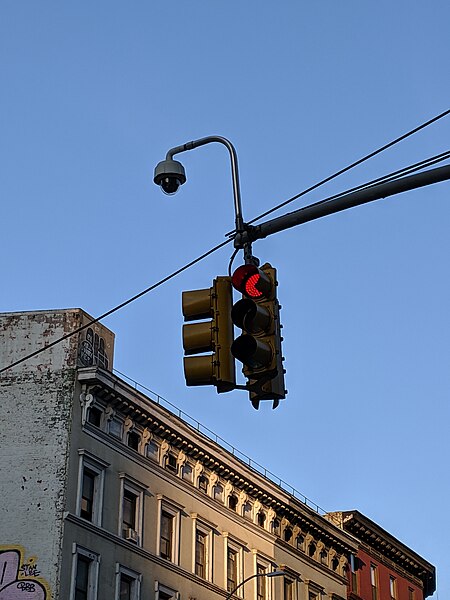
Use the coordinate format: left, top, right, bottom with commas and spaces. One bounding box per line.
1, 309, 357, 600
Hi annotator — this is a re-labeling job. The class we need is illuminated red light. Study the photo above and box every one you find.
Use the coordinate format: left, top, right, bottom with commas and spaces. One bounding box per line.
245, 274, 263, 298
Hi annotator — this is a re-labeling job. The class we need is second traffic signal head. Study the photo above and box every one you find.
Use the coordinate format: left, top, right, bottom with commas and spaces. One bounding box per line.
230, 263, 286, 407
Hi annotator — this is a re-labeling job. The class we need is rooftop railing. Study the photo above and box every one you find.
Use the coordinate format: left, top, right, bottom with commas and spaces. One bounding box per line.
113, 368, 331, 519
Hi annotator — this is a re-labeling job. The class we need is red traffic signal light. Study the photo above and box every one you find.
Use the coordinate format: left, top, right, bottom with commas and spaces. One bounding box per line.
231, 264, 272, 299
231, 263, 286, 409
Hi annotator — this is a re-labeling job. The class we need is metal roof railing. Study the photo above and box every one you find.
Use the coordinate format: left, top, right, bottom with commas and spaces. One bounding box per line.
113, 368, 329, 518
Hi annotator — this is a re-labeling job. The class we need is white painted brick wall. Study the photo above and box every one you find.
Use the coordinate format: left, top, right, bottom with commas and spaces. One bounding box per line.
0, 310, 82, 598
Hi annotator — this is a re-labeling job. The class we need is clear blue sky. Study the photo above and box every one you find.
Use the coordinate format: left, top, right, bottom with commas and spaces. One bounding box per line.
1, 2, 449, 597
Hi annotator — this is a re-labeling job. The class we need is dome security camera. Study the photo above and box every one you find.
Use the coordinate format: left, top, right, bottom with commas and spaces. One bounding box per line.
153, 159, 187, 195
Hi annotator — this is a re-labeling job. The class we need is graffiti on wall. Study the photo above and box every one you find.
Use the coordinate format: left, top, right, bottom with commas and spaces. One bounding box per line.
0, 548, 49, 599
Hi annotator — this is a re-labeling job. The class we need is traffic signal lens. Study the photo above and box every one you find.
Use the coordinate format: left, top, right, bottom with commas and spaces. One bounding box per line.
232, 264, 271, 299
245, 274, 263, 298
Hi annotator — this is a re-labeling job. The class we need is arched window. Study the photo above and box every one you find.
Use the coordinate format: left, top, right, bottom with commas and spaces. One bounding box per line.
127, 431, 140, 451
228, 495, 238, 511
320, 549, 328, 564
243, 502, 252, 519
296, 534, 304, 550
332, 556, 339, 571
284, 527, 293, 543
213, 484, 223, 501
257, 511, 266, 527
272, 519, 280, 536
198, 475, 209, 493
308, 542, 316, 558
182, 464, 193, 481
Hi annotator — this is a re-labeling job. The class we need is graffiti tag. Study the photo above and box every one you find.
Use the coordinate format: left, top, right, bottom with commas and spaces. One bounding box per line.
0, 549, 48, 599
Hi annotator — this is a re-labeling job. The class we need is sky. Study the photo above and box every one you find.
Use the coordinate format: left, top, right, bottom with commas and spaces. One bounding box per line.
1, 1, 449, 597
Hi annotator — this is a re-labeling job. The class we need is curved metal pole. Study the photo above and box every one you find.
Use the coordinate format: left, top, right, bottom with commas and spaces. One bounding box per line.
225, 570, 285, 600
166, 136, 245, 236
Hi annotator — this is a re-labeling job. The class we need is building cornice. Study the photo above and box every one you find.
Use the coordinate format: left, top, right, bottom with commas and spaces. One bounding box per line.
327, 511, 436, 596
77, 366, 358, 559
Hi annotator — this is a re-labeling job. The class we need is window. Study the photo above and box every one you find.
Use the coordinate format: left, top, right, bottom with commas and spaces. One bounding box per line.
75, 555, 90, 600
76, 451, 108, 526
122, 489, 138, 536
182, 464, 193, 482
70, 546, 99, 600
87, 406, 102, 427
257, 564, 267, 600
408, 588, 415, 600
160, 511, 174, 560
228, 495, 238, 511
284, 580, 294, 600
213, 484, 223, 501
272, 519, 280, 536
147, 440, 159, 461
320, 549, 327, 565
155, 583, 178, 600
115, 564, 141, 600
284, 527, 293, 542
195, 529, 207, 578
127, 431, 140, 451
119, 475, 145, 545
80, 468, 96, 521
224, 536, 243, 596
227, 547, 238, 593
157, 496, 182, 565
296, 534, 304, 550
257, 512, 266, 527
308, 542, 316, 558
198, 475, 209, 493
389, 576, 397, 599
109, 418, 123, 439
243, 503, 252, 519
370, 565, 378, 600
166, 454, 178, 474
350, 554, 358, 593
331, 556, 339, 572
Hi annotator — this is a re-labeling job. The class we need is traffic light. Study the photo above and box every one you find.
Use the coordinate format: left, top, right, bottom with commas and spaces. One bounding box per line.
182, 276, 236, 393
231, 263, 286, 409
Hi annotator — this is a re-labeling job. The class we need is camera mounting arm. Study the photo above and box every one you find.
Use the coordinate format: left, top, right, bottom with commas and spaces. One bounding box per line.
155, 136, 254, 259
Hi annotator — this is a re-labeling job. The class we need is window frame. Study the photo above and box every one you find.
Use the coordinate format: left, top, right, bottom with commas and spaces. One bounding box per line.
76, 450, 109, 526
191, 514, 215, 582
69, 544, 100, 600
370, 564, 378, 600
155, 582, 179, 600
157, 495, 182, 565
118, 474, 146, 546
115, 564, 141, 600
223, 534, 244, 596
389, 575, 397, 600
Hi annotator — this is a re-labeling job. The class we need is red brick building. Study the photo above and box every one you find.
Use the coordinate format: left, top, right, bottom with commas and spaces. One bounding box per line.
327, 511, 435, 600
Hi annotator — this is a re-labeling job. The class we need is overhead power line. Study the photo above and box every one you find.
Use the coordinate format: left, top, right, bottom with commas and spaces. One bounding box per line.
2, 110, 449, 375
0, 239, 231, 375
246, 108, 450, 226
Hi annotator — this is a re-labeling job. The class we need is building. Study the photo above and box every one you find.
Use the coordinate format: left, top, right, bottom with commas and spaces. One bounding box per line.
0, 310, 435, 600
326, 512, 435, 600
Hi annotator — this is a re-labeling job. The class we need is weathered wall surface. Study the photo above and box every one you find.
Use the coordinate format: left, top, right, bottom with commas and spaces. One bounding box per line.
0, 310, 84, 599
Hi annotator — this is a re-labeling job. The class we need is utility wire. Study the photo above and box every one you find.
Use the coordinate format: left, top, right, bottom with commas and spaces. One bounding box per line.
3, 112, 449, 375
296, 150, 450, 215
0, 238, 232, 375
246, 108, 450, 226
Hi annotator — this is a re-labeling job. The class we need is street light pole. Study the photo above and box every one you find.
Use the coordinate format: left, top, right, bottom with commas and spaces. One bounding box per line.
225, 570, 285, 600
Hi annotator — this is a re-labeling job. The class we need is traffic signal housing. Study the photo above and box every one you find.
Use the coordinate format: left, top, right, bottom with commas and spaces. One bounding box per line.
231, 263, 286, 409
182, 277, 236, 393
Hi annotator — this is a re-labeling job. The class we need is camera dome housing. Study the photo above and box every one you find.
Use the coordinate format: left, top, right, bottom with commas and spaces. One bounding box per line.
154, 159, 187, 195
